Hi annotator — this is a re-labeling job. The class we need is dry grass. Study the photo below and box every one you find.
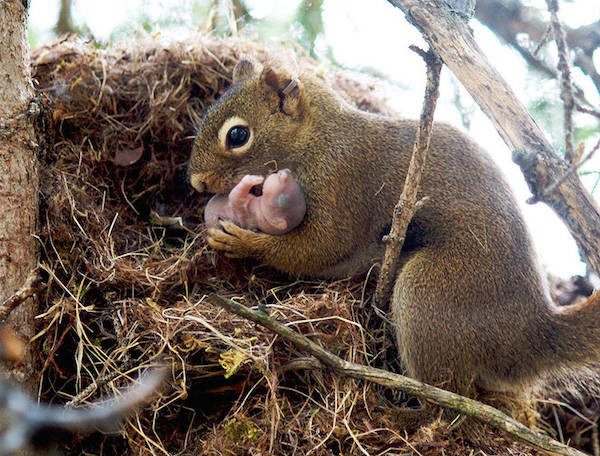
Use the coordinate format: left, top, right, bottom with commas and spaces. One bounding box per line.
28, 36, 592, 455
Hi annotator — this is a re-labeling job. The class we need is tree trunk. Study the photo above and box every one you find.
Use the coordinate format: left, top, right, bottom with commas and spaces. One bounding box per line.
55, 0, 76, 36
0, 0, 40, 385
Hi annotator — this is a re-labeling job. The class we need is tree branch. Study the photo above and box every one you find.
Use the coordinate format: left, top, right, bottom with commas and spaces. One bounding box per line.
546, 0, 575, 162
206, 294, 587, 456
0, 270, 42, 321
475, 0, 600, 96
375, 47, 441, 305
387, 0, 600, 275
0, 368, 165, 455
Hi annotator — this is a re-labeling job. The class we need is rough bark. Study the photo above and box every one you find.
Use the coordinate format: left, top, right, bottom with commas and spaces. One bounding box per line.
0, 0, 40, 385
387, 0, 600, 275
375, 48, 441, 305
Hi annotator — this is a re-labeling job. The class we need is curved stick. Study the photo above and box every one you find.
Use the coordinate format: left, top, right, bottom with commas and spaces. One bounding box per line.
207, 293, 587, 456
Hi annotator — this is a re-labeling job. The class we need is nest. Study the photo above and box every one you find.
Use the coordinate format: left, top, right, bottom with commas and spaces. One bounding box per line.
29, 36, 591, 455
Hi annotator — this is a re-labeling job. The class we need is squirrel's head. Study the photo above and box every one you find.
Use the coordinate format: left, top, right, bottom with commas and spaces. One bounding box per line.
189, 59, 306, 194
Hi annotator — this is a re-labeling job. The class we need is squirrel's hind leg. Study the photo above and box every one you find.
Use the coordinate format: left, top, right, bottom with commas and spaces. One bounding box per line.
389, 246, 542, 429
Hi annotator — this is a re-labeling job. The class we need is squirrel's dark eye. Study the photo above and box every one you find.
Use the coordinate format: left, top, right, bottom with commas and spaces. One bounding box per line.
218, 117, 253, 154
227, 126, 250, 148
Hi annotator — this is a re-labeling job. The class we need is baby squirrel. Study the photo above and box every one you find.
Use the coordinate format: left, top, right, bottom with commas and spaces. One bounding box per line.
189, 59, 600, 396
204, 169, 306, 235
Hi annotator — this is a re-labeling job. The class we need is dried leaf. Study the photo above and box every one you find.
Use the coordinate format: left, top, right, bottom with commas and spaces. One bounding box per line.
149, 210, 184, 228
113, 146, 143, 166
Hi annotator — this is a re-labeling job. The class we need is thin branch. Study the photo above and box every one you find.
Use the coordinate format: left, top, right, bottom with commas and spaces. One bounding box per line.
375, 47, 441, 306
575, 101, 600, 119
533, 25, 552, 56
573, 50, 600, 97
474, 0, 600, 120
65, 362, 132, 408
546, 0, 575, 162
502, 38, 600, 119
0, 368, 166, 455
0, 271, 42, 321
207, 294, 587, 456
539, 136, 600, 200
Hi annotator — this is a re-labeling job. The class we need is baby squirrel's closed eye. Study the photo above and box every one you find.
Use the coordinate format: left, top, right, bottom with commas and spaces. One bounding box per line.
276, 194, 290, 207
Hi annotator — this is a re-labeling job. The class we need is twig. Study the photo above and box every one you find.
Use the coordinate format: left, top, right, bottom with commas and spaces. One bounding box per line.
0, 367, 166, 455
532, 24, 552, 57
0, 271, 42, 321
280, 357, 322, 373
546, 0, 575, 162
374, 47, 442, 306
499, 39, 600, 120
575, 102, 600, 120
538, 137, 600, 201
65, 362, 132, 408
207, 294, 587, 456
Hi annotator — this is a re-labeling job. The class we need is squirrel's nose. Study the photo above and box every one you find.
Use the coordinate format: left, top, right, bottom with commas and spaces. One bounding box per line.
189, 173, 206, 193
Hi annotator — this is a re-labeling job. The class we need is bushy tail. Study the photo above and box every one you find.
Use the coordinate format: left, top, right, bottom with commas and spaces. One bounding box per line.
547, 290, 600, 384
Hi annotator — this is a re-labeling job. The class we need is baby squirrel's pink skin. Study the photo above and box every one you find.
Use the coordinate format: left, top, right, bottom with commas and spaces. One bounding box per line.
204, 169, 306, 235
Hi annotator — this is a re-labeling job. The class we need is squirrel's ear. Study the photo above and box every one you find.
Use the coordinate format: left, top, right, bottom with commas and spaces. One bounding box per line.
232, 59, 256, 83
260, 67, 303, 119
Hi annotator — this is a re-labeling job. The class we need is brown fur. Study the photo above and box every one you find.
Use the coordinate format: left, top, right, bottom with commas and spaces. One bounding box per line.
189, 59, 600, 396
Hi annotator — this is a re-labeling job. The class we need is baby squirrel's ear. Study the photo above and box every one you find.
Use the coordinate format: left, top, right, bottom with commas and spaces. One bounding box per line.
232, 59, 256, 83
260, 67, 304, 119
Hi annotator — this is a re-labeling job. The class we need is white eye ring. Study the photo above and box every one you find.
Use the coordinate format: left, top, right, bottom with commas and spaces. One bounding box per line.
218, 116, 253, 155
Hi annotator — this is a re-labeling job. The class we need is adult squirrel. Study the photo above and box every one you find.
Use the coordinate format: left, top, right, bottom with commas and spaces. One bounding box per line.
189, 59, 600, 396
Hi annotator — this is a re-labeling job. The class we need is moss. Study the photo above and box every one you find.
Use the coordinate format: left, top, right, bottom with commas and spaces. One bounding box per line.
223, 416, 261, 444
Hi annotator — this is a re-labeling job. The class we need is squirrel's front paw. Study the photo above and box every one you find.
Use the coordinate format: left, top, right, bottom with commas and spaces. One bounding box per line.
207, 220, 264, 259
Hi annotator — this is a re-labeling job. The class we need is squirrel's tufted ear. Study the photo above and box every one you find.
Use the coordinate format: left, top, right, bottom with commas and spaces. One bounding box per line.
260, 67, 304, 119
232, 59, 256, 83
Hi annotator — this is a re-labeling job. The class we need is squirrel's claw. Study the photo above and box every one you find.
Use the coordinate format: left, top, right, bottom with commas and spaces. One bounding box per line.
206, 227, 235, 255
207, 221, 264, 259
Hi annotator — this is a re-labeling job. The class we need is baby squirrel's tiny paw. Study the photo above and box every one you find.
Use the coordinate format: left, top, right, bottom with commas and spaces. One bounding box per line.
207, 220, 265, 258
